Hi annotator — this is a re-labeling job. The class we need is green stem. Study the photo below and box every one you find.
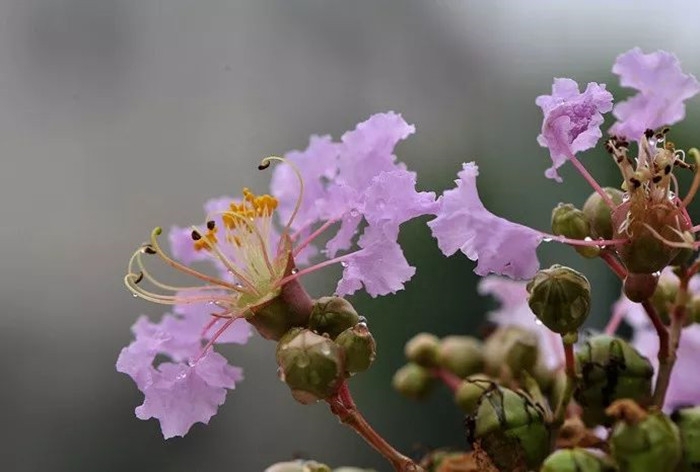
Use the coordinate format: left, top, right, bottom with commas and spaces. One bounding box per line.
327, 382, 424, 472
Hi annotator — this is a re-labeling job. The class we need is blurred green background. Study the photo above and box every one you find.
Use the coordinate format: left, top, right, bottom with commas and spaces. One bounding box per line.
1, 1, 698, 470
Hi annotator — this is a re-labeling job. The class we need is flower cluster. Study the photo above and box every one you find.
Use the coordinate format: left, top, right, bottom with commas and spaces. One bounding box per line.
118, 47, 700, 472
118, 112, 436, 438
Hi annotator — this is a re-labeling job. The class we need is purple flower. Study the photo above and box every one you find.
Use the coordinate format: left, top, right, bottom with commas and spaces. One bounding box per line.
610, 48, 700, 140
536, 78, 613, 182
428, 162, 544, 279
478, 276, 564, 369
632, 325, 700, 412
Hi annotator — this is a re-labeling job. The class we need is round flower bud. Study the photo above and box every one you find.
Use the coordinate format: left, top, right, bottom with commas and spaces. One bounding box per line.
552, 203, 599, 258
483, 326, 547, 384
265, 461, 332, 472
583, 187, 624, 240
436, 336, 483, 378
454, 375, 494, 415
335, 323, 376, 374
672, 406, 700, 472
276, 329, 345, 405
248, 294, 311, 341
541, 448, 618, 472
527, 265, 591, 335
623, 272, 659, 303
404, 332, 441, 367
309, 296, 360, 339
392, 363, 434, 400
466, 385, 550, 471
608, 400, 681, 472
574, 335, 653, 426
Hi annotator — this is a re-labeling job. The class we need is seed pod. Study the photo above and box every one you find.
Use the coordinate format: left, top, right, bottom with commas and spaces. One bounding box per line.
404, 332, 441, 367
672, 406, 700, 472
392, 363, 434, 400
483, 326, 537, 375
466, 385, 550, 471
583, 187, 624, 240
541, 448, 618, 472
608, 400, 681, 472
574, 335, 653, 426
649, 276, 679, 324
551, 203, 599, 258
454, 375, 494, 415
436, 336, 483, 378
527, 265, 591, 336
623, 272, 659, 303
335, 323, 376, 374
276, 329, 345, 404
309, 296, 360, 339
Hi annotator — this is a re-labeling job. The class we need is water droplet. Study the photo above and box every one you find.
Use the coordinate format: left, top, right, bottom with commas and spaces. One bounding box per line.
234, 282, 244, 289
349, 209, 360, 217
622, 193, 631, 203
542, 237, 553, 243
290, 268, 299, 275
534, 317, 543, 326
277, 367, 286, 382
320, 345, 332, 356
358, 316, 367, 324
340, 261, 349, 268
132, 293, 138, 298
176, 371, 188, 380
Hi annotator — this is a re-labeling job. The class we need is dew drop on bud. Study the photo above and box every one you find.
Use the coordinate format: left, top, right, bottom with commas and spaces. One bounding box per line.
340, 261, 349, 268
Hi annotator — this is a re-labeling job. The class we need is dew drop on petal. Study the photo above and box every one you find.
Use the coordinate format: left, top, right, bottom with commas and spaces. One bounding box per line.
340, 261, 349, 268
349, 209, 360, 217
542, 237, 553, 243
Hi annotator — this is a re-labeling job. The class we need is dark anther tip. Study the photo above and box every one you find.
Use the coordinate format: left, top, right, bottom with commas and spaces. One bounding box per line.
258, 162, 271, 170
133, 272, 144, 284
206, 220, 216, 230
191, 230, 202, 241
142, 245, 157, 255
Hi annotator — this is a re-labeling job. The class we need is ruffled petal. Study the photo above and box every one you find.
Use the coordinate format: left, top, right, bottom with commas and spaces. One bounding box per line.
429, 163, 544, 279
536, 79, 613, 182
336, 224, 415, 298
169, 225, 208, 264
610, 48, 700, 140
134, 352, 243, 438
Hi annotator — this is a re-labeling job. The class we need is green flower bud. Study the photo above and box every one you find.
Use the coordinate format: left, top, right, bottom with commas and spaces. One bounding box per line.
309, 296, 360, 339
436, 336, 483, 378
552, 203, 600, 258
608, 400, 681, 472
623, 272, 659, 303
583, 187, 624, 240
454, 375, 493, 415
392, 363, 435, 400
527, 265, 591, 335
247, 293, 310, 341
541, 448, 618, 472
335, 323, 376, 374
649, 277, 678, 324
672, 406, 700, 472
574, 335, 653, 426
404, 332, 441, 367
265, 461, 332, 472
466, 385, 550, 471
276, 329, 345, 404
483, 326, 542, 380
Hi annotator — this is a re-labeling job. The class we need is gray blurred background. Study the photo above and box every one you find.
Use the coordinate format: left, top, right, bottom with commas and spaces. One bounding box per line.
1, 1, 699, 471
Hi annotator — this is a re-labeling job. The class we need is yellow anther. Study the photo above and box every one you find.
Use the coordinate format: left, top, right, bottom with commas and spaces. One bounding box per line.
194, 228, 218, 251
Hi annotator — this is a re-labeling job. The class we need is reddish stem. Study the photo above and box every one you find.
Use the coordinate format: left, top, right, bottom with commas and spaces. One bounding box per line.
599, 250, 627, 280
326, 382, 424, 472
431, 368, 462, 393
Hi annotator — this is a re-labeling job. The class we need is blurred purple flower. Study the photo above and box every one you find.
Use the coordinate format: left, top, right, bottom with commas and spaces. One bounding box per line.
610, 48, 700, 140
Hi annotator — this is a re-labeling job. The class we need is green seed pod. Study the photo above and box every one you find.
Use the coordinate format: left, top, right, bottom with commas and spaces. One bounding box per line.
608, 400, 681, 472
404, 332, 441, 367
392, 363, 435, 400
552, 203, 600, 258
335, 323, 376, 374
454, 375, 494, 415
309, 296, 360, 339
583, 187, 624, 240
672, 406, 700, 472
436, 336, 483, 378
276, 329, 345, 404
466, 385, 550, 471
541, 448, 618, 472
574, 335, 653, 426
527, 265, 591, 335
623, 272, 659, 303
265, 461, 332, 472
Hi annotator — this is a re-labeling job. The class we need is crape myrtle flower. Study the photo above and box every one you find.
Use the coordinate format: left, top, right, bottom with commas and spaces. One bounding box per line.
430, 48, 700, 280
118, 112, 436, 437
